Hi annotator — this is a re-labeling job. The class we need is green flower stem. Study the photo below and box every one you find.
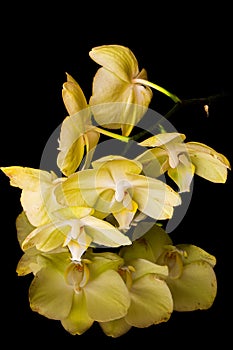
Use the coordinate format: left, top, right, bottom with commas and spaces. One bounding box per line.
95, 127, 131, 142
133, 78, 182, 104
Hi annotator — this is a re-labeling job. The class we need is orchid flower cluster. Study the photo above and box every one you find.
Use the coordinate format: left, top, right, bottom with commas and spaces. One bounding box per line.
2, 45, 230, 337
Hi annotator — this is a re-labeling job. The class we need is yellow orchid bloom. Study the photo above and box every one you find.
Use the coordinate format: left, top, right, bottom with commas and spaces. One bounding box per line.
89, 44, 153, 136
99, 258, 173, 337
57, 73, 100, 176
28, 250, 130, 335
56, 155, 181, 231
137, 132, 231, 192
121, 224, 217, 312
21, 206, 131, 262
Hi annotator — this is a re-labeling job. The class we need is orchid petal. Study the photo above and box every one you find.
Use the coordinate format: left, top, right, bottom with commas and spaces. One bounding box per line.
29, 265, 73, 320
82, 215, 131, 247
62, 73, 88, 115
168, 154, 195, 192
129, 173, 181, 219
85, 269, 130, 321
125, 274, 173, 327
61, 290, 94, 335
167, 261, 217, 311
99, 318, 132, 338
187, 142, 230, 183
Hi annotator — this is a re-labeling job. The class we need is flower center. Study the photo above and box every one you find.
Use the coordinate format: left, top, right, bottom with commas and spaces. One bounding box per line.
115, 180, 133, 209
118, 265, 135, 289
65, 261, 90, 293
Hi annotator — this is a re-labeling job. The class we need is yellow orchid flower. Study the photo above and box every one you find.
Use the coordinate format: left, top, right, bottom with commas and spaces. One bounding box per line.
21, 206, 131, 262
99, 258, 173, 337
56, 155, 181, 231
89, 44, 153, 136
57, 73, 100, 176
137, 132, 231, 192
121, 224, 217, 312
28, 250, 130, 335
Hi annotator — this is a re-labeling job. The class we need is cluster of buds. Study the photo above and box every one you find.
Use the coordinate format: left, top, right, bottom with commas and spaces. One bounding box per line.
1, 45, 230, 337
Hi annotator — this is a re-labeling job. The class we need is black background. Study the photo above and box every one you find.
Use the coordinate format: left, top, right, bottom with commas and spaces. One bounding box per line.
1, 4, 232, 347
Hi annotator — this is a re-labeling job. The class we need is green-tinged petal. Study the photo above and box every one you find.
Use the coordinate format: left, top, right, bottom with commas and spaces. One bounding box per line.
187, 142, 231, 183
16, 211, 35, 247
29, 265, 73, 319
125, 274, 173, 327
89, 45, 139, 82
84, 251, 124, 277
130, 258, 168, 280
61, 290, 94, 335
85, 269, 130, 322
129, 173, 181, 220
168, 154, 195, 192
82, 216, 131, 247
16, 248, 41, 276
167, 261, 217, 311
62, 73, 88, 115
135, 148, 169, 178
120, 223, 172, 263
176, 244, 216, 267
99, 318, 132, 338
139, 132, 186, 147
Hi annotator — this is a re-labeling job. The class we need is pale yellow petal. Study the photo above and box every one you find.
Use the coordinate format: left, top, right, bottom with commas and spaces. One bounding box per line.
89, 44, 139, 82
62, 73, 88, 115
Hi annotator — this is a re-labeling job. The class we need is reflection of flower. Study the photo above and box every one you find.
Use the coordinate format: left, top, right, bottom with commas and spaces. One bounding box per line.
120, 223, 217, 312
100, 257, 173, 337
89, 44, 153, 136
56, 155, 181, 230
28, 250, 130, 335
137, 132, 231, 192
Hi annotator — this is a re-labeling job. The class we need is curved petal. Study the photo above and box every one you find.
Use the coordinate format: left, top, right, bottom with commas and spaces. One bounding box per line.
22, 221, 68, 251
0, 166, 56, 190
99, 318, 132, 338
16, 211, 35, 246
61, 290, 94, 335
129, 174, 181, 219
187, 142, 231, 183
85, 269, 130, 322
83, 216, 131, 247
168, 154, 195, 193
139, 132, 186, 147
167, 261, 217, 311
120, 223, 172, 263
135, 148, 169, 178
89, 44, 139, 82
176, 244, 216, 267
125, 274, 173, 327
29, 265, 73, 320
62, 73, 88, 115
